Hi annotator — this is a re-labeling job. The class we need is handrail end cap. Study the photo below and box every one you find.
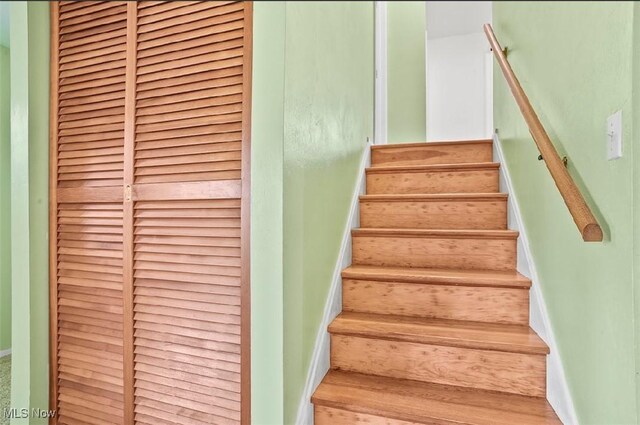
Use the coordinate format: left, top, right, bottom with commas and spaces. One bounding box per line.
582, 223, 604, 242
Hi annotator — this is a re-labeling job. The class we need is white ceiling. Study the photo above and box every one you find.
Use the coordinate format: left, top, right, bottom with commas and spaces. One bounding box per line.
426, 1, 492, 39
0, 2, 9, 48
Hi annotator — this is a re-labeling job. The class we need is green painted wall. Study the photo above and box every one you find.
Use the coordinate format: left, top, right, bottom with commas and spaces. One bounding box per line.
282, 2, 373, 423
493, 3, 636, 424
388, 1, 426, 143
633, 2, 640, 419
251, 3, 285, 424
26, 4, 49, 420
9, 2, 49, 422
0, 45, 10, 353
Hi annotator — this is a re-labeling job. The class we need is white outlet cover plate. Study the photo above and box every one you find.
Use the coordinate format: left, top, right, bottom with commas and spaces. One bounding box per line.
607, 110, 622, 160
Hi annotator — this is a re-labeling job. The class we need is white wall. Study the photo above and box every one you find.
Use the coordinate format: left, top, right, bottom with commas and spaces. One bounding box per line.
427, 32, 492, 141
426, 1, 492, 39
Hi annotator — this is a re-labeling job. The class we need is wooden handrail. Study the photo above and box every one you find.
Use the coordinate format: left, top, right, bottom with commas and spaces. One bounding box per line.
484, 24, 603, 242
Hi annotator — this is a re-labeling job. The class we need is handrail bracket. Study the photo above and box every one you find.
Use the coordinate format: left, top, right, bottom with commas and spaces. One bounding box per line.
490, 46, 508, 57
538, 154, 568, 167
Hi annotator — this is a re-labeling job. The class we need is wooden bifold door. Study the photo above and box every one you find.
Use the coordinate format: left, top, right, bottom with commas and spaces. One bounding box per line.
49, 2, 252, 424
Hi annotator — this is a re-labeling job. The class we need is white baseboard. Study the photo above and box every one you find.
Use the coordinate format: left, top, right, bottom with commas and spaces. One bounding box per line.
493, 132, 578, 425
294, 141, 372, 425
0, 349, 11, 358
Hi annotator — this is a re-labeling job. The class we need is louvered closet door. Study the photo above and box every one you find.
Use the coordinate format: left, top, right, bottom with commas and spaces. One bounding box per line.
131, 1, 250, 424
50, 2, 252, 424
52, 1, 128, 423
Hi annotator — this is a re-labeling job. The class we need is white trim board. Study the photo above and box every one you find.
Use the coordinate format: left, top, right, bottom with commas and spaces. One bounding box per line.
374, 1, 388, 145
0, 349, 11, 358
493, 132, 578, 425
295, 142, 372, 425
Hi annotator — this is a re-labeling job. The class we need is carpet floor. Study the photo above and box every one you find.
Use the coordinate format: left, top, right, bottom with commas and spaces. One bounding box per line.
0, 356, 9, 425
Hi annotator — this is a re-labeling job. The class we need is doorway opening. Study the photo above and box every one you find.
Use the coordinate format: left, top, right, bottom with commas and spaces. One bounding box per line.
426, 1, 493, 141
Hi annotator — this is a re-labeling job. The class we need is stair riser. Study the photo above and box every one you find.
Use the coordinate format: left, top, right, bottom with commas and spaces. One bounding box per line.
330, 335, 546, 397
360, 199, 507, 230
366, 169, 499, 195
315, 406, 420, 425
352, 235, 517, 271
372, 143, 493, 167
342, 279, 529, 325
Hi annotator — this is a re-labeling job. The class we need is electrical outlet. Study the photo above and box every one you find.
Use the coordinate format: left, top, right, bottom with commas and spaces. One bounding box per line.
607, 110, 622, 160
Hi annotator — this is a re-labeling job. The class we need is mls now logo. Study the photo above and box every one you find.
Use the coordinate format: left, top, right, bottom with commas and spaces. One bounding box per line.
4, 408, 57, 419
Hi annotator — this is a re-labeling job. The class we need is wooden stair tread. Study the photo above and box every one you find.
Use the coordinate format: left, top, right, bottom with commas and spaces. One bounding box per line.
342, 265, 531, 288
312, 371, 561, 425
360, 193, 508, 201
329, 312, 548, 355
353, 228, 519, 239
366, 162, 500, 173
371, 139, 493, 150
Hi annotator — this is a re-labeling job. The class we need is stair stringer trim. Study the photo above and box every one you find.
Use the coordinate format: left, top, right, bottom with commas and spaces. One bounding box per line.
493, 132, 578, 425
295, 141, 372, 425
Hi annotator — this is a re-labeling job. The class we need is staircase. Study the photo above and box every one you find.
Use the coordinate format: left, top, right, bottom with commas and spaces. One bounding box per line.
311, 140, 562, 424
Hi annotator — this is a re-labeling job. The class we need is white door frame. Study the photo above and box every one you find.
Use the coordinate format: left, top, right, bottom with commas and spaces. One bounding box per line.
374, 1, 388, 145
484, 50, 494, 137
